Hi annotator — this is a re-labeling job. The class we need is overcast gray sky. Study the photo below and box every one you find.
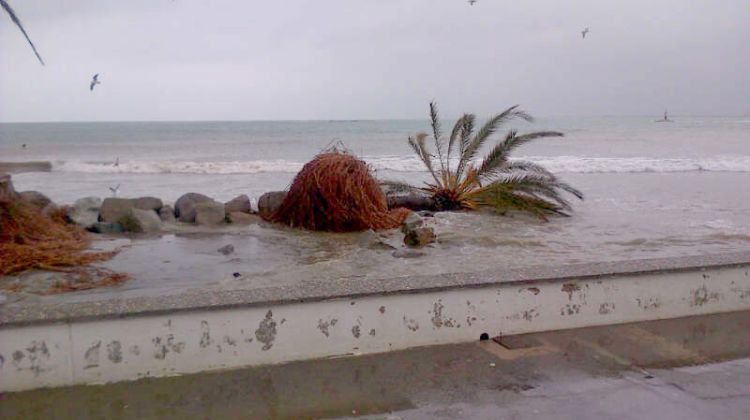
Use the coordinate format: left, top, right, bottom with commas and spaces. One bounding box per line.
1, 0, 748, 122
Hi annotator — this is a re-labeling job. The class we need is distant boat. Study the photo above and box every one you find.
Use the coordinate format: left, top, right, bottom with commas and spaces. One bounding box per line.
656, 110, 673, 123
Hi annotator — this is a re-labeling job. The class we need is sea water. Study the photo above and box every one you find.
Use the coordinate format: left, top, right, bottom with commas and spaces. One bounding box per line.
1, 117, 749, 295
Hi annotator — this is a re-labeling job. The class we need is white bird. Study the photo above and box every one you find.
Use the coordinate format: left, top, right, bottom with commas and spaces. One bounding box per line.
581, 28, 590, 39
468, 0, 477, 5
90, 74, 101, 91
108, 184, 120, 197
113, 157, 119, 167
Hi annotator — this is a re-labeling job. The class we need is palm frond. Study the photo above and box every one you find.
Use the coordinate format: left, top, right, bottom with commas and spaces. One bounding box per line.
458, 105, 532, 177
446, 115, 463, 174
476, 130, 563, 179
429, 102, 447, 175
468, 172, 582, 218
1, 0, 44, 66
487, 159, 555, 179
408, 133, 441, 185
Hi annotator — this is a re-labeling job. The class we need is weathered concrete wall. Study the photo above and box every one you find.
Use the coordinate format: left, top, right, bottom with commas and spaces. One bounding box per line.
2, 264, 749, 392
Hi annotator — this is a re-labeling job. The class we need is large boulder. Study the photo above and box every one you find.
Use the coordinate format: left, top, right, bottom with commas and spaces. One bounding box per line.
159, 205, 176, 223
257, 191, 287, 220
227, 212, 261, 225
194, 201, 226, 225
68, 196, 102, 228
133, 196, 163, 212
225, 194, 251, 214
89, 222, 124, 234
117, 208, 161, 233
174, 193, 213, 223
100, 198, 134, 222
18, 191, 52, 210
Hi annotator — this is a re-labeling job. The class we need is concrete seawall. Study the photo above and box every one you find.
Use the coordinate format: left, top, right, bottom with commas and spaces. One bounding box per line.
2, 252, 750, 392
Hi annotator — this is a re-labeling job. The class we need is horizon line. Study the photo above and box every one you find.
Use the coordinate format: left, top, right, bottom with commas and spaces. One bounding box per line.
1, 114, 748, 124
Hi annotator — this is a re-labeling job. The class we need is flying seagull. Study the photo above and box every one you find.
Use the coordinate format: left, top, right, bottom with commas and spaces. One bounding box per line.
90, 74, 101, 91
109, 184, 120, 197
581, 27, 590, 39
468, 0, 477, 5
1, 0, 45, 65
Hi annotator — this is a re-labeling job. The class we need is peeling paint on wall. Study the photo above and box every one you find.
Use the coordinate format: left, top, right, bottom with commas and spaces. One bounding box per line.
317, 318, 338, 337
107, 341, 122, 363
84, 341, 101, 369
254, 310, 277, 351
200, 320, 212, 348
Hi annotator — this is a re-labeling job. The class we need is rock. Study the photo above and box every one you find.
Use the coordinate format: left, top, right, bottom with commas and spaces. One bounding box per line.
400, 212, 423, 233
133, 196, 163, 212
88, 222, 124, 234
194, 201, 226, 225
18, 191, 52, 210
227, 212, 261, 225
174, 193, 213, 223
225, 194, 251, 214
100, 198, 134, 222
117, 208, 161, 233
403, 226, 436, 248
392, 249, 425, 258
158, 205, 176, 223
358, 229, 397, 250
387, 194, 435, 211
0, 173, 18, 204
68, 197, 102, 228
258, 191, 287, 220
217, 244, 235, 255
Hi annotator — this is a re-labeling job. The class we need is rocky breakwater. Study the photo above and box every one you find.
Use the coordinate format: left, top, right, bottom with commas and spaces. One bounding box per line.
59, 192, 262, 234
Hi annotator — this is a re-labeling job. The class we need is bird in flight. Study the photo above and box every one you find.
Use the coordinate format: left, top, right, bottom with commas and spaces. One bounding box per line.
90, 74, 101, 91
109, 184, 120, 197
468, 0, 477, 5
581, 27, 590, 39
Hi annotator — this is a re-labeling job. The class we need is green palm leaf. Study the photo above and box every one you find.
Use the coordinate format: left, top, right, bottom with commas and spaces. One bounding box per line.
458, 106, 532, 177
476, 130, 563, 179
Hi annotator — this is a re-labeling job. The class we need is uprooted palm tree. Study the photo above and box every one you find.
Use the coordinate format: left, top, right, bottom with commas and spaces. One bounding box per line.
385, 102, 583, 220
1, 0, 45, 65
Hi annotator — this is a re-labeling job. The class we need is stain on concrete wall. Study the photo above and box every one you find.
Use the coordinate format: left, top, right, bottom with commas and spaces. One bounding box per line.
255, 310, 277, 351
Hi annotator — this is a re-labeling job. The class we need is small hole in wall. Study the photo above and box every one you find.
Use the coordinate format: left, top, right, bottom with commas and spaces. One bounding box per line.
479, 333, 489, 341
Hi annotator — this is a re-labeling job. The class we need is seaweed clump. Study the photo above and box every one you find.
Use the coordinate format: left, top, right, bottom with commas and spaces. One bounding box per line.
269, 151, 410, 232
0, 174, 126, 293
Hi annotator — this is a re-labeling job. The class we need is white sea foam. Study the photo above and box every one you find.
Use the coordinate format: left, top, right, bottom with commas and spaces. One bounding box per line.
52, 155, 750, 175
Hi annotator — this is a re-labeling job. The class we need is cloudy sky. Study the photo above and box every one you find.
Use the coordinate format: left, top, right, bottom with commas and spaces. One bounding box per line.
1, 0, 748, 122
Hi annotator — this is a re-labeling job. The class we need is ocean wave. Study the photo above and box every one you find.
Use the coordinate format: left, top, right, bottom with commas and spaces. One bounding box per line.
52, 155, 750, 175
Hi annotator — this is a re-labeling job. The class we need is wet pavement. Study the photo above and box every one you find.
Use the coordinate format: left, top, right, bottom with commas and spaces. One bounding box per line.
2, 311, 750, 419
